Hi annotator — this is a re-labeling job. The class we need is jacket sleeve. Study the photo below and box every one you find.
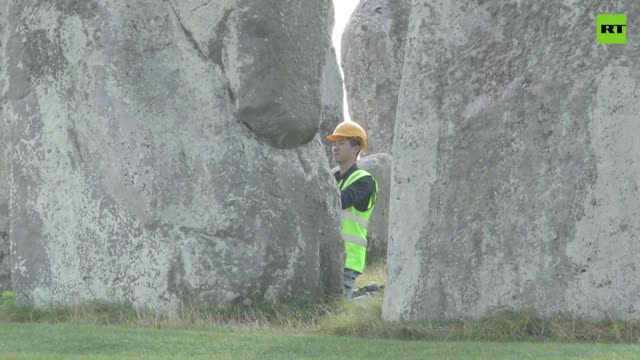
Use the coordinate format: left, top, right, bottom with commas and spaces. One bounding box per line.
340, 176, 374, 210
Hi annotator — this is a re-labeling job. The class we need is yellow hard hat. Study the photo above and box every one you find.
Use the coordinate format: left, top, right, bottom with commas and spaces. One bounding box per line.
326, 121, 368, 152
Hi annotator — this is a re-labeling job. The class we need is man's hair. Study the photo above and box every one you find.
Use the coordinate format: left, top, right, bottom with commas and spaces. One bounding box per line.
349, 137, 362, 157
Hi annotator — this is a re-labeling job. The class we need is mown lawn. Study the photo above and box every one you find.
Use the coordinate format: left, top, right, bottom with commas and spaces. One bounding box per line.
1, 322, 639, 360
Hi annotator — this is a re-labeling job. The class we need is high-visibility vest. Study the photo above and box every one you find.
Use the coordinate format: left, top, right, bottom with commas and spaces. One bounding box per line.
338, 169, 378, 273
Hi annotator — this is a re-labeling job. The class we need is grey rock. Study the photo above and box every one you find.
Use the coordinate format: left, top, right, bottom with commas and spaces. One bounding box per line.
352, 282, 383, 300
319, 47, 344, 162
341, 0, 410, 155
3, 0, 342, 311
0, 0, 10, 293
228, 0, 331, 149
384, 1, 640, 321
357, 154, 391, 262
0, 133, 8, 294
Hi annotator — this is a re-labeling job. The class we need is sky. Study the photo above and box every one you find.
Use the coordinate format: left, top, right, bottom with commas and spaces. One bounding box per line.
332, 0, 361, 122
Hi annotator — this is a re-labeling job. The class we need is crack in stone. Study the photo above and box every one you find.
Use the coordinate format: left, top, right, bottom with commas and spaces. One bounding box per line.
165, 0, 236, 105
166, 0, 207, 61
191, 0, 213, 13
209, 8, 233, 74
209, 8, 235, 104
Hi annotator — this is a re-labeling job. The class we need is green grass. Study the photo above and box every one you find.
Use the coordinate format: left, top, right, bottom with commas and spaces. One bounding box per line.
1, 322, 640, 360
0, 295, 334, 335
4, 270, 640, 344
3, 266, 640, 360
319, 296, 640, 343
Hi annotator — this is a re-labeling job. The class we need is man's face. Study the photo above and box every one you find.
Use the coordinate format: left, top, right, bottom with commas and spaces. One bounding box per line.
332, 138, 359, 164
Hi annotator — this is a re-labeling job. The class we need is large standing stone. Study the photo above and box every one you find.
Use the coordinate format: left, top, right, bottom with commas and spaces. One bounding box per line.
0, 130, 7, 294
384, 1, 640, 321
3, 0, 343, 311
341, 0, 410, 154
0, 0, 10, 293
357, 154, 391, 263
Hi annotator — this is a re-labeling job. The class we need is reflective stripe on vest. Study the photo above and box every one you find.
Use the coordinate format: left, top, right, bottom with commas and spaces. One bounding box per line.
339, 169, 378, 273
342, 233, 367, 246
341, 210, 369, 228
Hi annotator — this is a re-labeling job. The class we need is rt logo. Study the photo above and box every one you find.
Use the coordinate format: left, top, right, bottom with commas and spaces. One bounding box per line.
597, 14, 626, 44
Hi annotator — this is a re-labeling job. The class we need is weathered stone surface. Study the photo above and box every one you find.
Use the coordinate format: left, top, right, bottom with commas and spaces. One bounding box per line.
357, 154, 391, 262
319, 47, 344, 162
0, 135, 8, 294
0, 130, 8, 293
0, 0, 10, 293
228, 0, 330, 149
384, 1, 640, 321
341, 0, 410, 155
3, 0, 343, 311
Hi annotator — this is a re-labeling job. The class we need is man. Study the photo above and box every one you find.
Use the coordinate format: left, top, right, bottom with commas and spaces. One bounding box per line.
327, 121, 378, 298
